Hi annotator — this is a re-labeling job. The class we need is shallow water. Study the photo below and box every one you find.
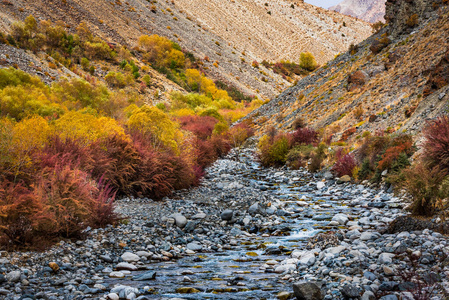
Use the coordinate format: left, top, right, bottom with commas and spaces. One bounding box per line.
106, 153, 356, 299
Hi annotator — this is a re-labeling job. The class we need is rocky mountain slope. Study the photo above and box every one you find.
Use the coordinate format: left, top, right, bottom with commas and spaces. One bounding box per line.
0, 0, 372, 99
330, 0, 386, 23
246, 0, 449, 142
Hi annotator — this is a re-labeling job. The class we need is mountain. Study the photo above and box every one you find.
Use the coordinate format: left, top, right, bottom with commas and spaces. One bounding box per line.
0, 0, 372, 99
330, 0, 386, 23
245, 0, 449, 142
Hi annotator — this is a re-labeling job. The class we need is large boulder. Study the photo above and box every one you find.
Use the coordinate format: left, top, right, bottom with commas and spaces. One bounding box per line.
293, 282, 323, 300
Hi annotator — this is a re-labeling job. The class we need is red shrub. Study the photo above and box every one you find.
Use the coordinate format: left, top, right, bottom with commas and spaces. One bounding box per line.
34, 165, 98, 238
36, 135, 94, 175
131, 133, 175, 200
195, 138, 219, 169
340, 127, 357, 141
161, 152, 195, 190
331, 153, 357, 177
291, 127, 318, 146
0, 181, 43, 249
209, 134, 232, 158
229, 123, 255, 147
89, 135, 141, 196
422, 116, 449, 171
378, 136, 413, 170
90, 179, 119, 228
178, 115, 218, 140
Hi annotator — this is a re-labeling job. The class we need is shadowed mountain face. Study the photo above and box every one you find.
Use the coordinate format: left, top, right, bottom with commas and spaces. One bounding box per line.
330, 0, 386, 23
0, 0, 372, 99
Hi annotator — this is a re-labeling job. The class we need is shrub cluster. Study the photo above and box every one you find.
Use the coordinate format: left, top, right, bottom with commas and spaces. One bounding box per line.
400, 116, 449, 216
258, 127, 323, 170
0, 67, 256, 249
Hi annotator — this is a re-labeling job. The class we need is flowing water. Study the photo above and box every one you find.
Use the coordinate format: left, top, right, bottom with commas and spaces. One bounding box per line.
106, 152, 359, 299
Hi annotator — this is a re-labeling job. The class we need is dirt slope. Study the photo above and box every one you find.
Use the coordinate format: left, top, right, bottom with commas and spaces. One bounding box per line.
0, 0, 372, 99
245, 0, 449, 142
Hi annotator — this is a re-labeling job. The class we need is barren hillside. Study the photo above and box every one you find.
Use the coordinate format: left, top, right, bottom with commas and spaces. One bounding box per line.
245, 0, 449, 142
0, 0, 372, 99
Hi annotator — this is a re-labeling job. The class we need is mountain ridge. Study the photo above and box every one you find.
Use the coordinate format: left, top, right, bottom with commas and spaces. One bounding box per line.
330, 0, 386, 23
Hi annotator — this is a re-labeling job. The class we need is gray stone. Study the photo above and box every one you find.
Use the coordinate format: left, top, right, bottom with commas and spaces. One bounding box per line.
221, 209, 233, 221
298, 252, 316, 266
116, 262, 138, 271
379, 295, 398, 300
192, 212, 206, 219
186, 242, 202, 251
378, 253, 395, 264
331, 214, 348, 225
292, 282, 323, 300
341, 284, 360, 298
100, 255, 113, 263
248, 203, 262, 215
121, 252, 140, 262
361, 291, 376, 300
174, 214, 187, 228
6, 271, 20, 283
323, 171, 333, 180
132, 271, 156, 281
360, 232, 380, 241
107, 293, 120, 300
183, 221, 196, 232
316, 182, 325, 189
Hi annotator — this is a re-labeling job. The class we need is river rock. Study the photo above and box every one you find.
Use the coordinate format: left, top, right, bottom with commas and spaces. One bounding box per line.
316, 182, 325, 189
116, 262, 138, 271
121, 252, 140, 262
338, 175, 351, 183
221, 209, 233, 221
132, 271, 156, 281
292, 282, 323, 300
186, 242, 202, 251
174, 214, 187, 228
107, 293, 120, 300
331, 214, 348, 225
378, 253, 395, 264
341, 284, 360, 298
248, 203, 262, 215
6, 271, 21, 283
298, 252, 316, 266
362, 291, 376, 300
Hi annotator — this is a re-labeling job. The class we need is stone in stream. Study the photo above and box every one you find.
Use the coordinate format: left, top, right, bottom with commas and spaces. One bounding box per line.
107, 293, 119, 300
316, 181, 325, 190
186, 242, 203, 251
292, 282, 323, 300
116, 262, 138, 271
221, 209, 233, 221
132, 271, 156, 281
331, 214, 348, 225
121, 252, 140, 262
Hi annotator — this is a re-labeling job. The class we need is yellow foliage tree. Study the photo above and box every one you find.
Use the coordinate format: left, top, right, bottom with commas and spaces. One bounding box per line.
127, 105, 183, 153
138, 34, 185, 69
54, 111, 127, 146
8, 117, 51, 177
